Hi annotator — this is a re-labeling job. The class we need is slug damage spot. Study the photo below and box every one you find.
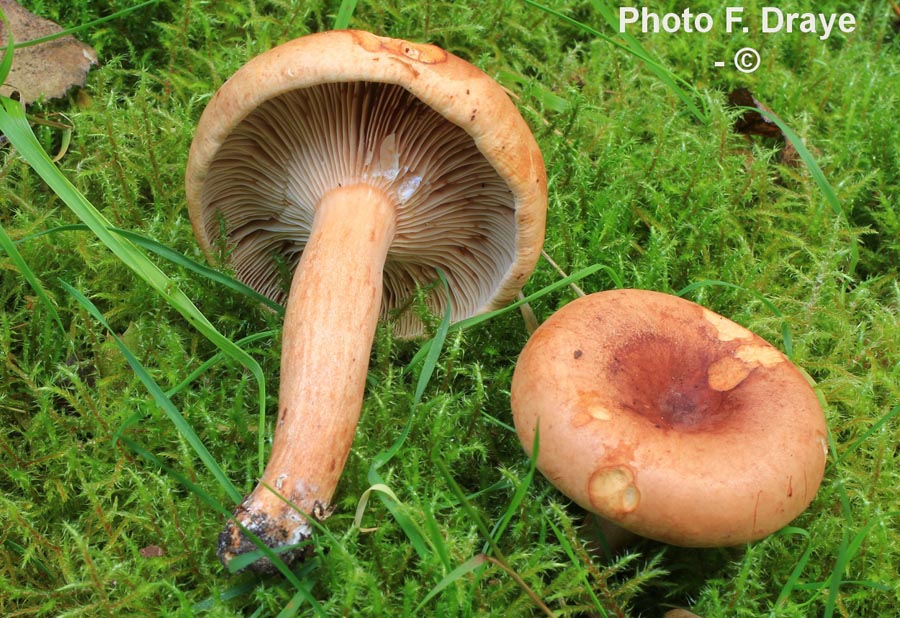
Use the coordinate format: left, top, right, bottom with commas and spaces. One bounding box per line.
589, 466, 640, 516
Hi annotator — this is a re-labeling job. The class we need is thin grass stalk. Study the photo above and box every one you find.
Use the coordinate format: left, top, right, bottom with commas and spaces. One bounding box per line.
10, 0, 162, 49
20, 224, 284, 312
523, 0, 708, 123
60, 280, 243, 503
364, 270, 456, 560
0, 95, 270, 481
0, 223, 65, 338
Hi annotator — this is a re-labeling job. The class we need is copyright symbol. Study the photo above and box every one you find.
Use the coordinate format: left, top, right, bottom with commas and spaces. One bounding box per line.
734, 47, 761, 73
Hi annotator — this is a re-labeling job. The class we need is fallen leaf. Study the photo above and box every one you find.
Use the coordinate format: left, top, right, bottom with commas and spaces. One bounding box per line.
727, 87, 799, 166
728, 87, 782, 138
139, 545, 165, 558
0, 0, 98, 104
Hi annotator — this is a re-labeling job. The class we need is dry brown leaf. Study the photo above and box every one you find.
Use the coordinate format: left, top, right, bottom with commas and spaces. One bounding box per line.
728, 87, 783, 139
0, 0, 98, 104
139, 545, 165, 558
727, 87, 799, 167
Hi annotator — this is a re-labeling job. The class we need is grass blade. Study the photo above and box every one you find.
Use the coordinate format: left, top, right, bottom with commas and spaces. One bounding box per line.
0, 96, 270, 481
20, 224, 284, 313
432, 455, 554, 617
771, 527, 812, 613
752, 108, 859, 276
60, 279, 243, 503
191, 580, 260, 612
352, 483, 401, 529
405, 263, 607, 374
523, 0, 706, 122
411, 271, 454, 404
114, 227, 284, 313
333, 0, 358, 29
832, 403, 900, 467
547, 518, 609, 617
589, 0, 707, 122
432, 456, 500, 560
166, 331, 277, 398
753, 110, 843, 219
422, 502, 452, 572
0, 5, 13, 84
414, 554, 487, 612
363, 270, 456, 560
12, 0, 161, 49
486, 426, 539, 551
823, 520, 880, 618
0, 223, 65, 337
121, 435, 324, 612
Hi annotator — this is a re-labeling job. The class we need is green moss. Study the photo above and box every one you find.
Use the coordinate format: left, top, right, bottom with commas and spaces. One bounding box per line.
1, 0, 898, 615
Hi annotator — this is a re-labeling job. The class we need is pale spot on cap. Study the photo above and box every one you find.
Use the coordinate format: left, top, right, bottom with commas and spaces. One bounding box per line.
707, 345, 786, 392
735, 344, 785, 368
588, 466, 640, 516
702, 308, 754, 342
707, 355, 753, 392
588, 404, 612, 421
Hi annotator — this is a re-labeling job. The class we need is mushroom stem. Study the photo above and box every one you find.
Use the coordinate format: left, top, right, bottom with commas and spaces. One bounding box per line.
583, 513, 640, 556
218, 184, 396, 572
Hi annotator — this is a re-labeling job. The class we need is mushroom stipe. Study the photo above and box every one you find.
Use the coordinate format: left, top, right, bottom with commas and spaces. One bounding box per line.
186, 30, 547, 573
511, 289, 828, 548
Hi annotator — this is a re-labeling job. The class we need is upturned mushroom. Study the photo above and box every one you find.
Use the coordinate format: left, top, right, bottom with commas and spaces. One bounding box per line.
510, 289, 828, 547
185, 30, 547, 571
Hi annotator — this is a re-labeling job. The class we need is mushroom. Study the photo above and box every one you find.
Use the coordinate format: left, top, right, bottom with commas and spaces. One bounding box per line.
185, 30, 547, 572
510, 289, 828, 547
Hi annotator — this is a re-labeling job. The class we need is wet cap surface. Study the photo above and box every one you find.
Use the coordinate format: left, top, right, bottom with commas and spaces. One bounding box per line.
511, 289, 829, 546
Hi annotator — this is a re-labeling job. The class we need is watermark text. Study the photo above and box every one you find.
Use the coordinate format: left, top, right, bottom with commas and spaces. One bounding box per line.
619, 7, 856, 41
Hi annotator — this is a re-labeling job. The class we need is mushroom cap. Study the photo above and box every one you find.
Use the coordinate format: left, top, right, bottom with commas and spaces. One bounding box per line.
511, 289, 828, 547
185, 30, 547, 336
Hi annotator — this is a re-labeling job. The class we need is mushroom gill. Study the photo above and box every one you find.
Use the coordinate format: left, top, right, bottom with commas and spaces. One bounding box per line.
200, 81, 516, 336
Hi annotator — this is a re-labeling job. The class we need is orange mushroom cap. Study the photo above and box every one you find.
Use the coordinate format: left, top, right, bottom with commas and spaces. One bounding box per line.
511, 289, 828, 547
